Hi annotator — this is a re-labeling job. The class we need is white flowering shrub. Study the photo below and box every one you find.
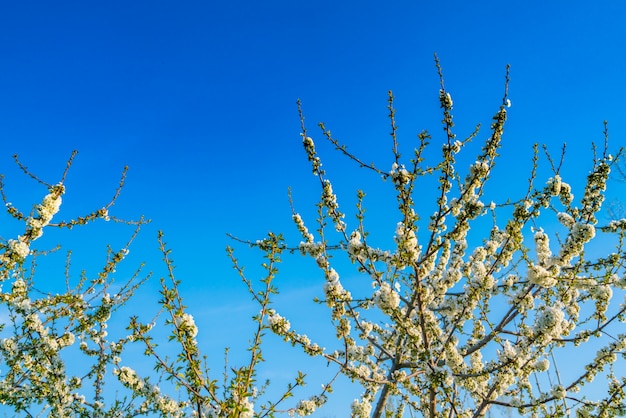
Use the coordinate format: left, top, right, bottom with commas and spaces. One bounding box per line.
0, 153, 153, 417
0, 154, 323, 417
3, 57, 626, 418
231, 57, 626, 417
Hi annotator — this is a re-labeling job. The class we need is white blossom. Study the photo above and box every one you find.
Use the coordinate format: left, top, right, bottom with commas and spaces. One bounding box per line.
373, 282, 400, 312
268, 310, 291, 334
390, 162, 411, 185
239, 397, 254, 418
116, 366, 144, 391
534, 305, 566, 342
551, 384, 566, 399
175, 313, 198, 338
295, 399, 317, 416
8, 238, 30, 260
351, 398, 372, 418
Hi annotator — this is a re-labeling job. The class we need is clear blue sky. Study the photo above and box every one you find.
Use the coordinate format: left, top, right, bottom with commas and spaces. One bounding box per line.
1, 1, 625, 415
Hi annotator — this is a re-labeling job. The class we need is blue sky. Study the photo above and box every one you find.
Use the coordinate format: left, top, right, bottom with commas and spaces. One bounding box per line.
1, 1, 626, 415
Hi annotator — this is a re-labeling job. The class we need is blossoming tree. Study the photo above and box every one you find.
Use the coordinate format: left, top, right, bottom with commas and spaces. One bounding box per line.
0, 155, 319, 417
232, 58, 626, 417
1, 57, 626, 418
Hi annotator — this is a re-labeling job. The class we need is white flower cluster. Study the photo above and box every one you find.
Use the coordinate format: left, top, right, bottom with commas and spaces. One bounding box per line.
511, 289, 535, 313
27, 184, 64, 238
470, 160, 489, 178
299, 240, 324, 258
7, 237, 30, 260
321, 180, 345, 232
589, 283, 613, 303
196, 403, 220, 417
346, 343, 376, 364
175, 313, 198, 339
323, 268, 351, 303
347, 230, 365, 262
293, 213, 314, 243
528, 263, 557, 288
295, 399, 317, 416
115, 366, 144, 391
390, 162, 411, 185
115, 366, 184, 417
605, 218, 626, 232
580, 161, 610, 222
38, 190, 63, 223
558, 181, 574, 204
11, 277, 27, 295
347, 230, 392, 265
1, 337, 17, 355
557, 212, 575, 228
534, 358, 550, 372
267, 310, 291, 334
195, 395, 256, 418
294, 213, 324, 260
373, 282, 400, 313
453, 160, 490, 218
153, 396, 182, 416
467, 246, 496, 291
534, 305, 567, 343
395, 222, 420, 264
97, 207, 110, 221
534, 229, 552, 264
558, 222, 596, 264
429, 208, 451, 233
550, 384, 566, 399
439, 89, 453, 109
443, 139, 463, 154
301, 134, 322, 175
238, 396, 254, 418
2, 185, 64, 271
546, 175, 562, 196
497, 340, 518, 362
350, 398, 372, 418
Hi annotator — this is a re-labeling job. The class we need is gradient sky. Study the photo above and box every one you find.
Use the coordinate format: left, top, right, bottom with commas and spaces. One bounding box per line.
1, 1, 626, 416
